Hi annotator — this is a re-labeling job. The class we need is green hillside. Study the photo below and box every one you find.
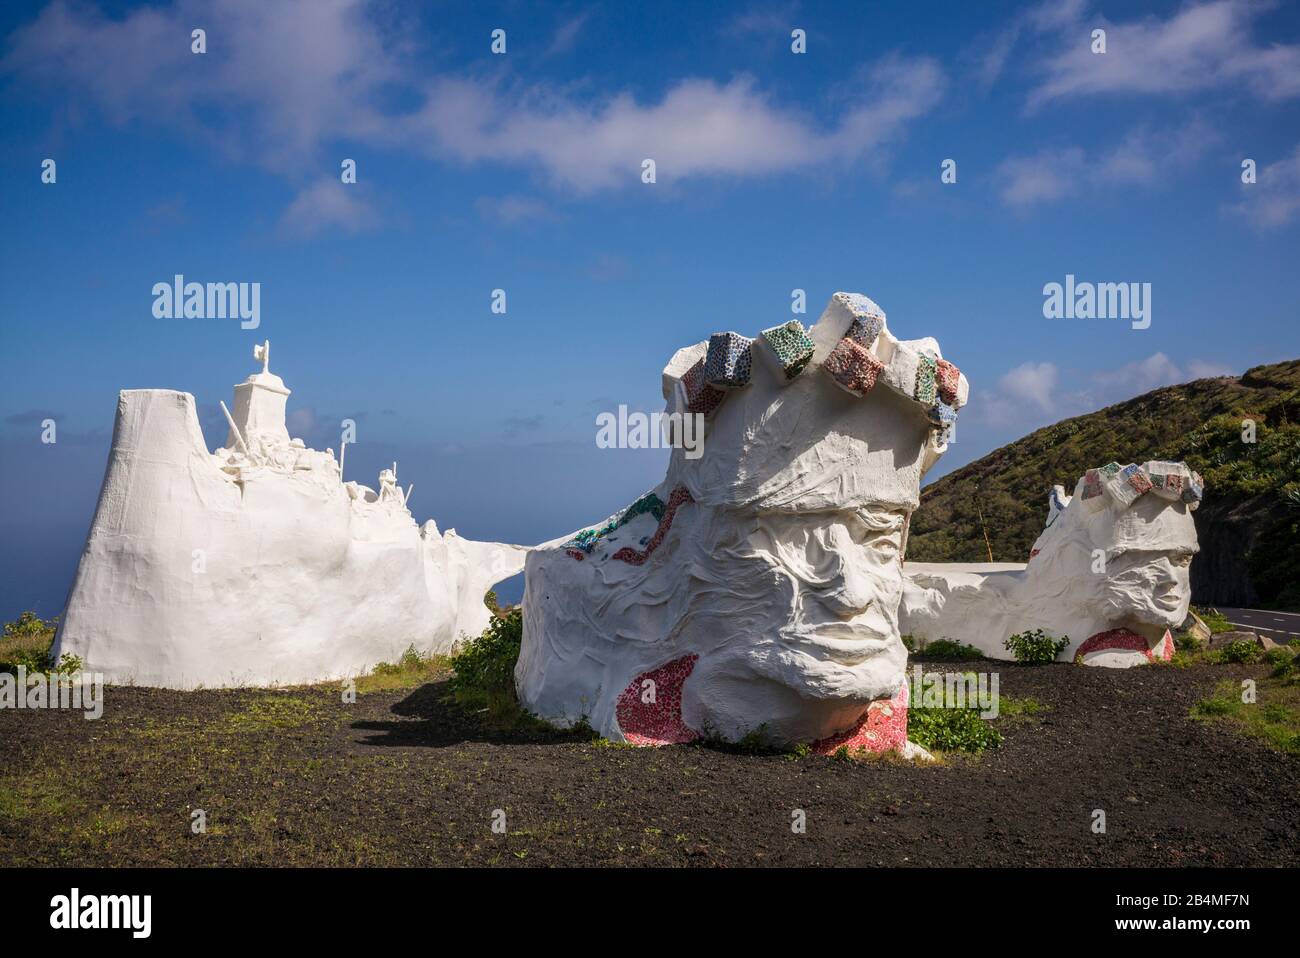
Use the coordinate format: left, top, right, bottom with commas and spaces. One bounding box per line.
908, 359, 1300, 611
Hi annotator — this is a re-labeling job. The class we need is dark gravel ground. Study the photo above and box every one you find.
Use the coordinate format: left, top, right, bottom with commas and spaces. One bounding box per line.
1, 658, 1295, 867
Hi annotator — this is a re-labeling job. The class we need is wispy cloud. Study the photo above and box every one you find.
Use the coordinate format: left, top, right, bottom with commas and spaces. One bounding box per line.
546, 11, 591, 57
1226, 143, 1300, 227
977, 352, 1238, 427
475, 194, 555, 225
996, 120, 1216, 208
279, 177, 380, 238
1026, 0, 1300, 109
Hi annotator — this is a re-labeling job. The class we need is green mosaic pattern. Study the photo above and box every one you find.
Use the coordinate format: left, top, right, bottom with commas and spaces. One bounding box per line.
914, 354, 937, 404
760, 320, 815, 380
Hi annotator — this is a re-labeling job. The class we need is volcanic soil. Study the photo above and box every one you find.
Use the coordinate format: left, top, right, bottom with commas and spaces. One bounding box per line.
2, 658, 1296, 867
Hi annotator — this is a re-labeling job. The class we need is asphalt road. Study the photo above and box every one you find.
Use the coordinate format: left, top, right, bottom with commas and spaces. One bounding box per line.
1215, 607, 1300, 644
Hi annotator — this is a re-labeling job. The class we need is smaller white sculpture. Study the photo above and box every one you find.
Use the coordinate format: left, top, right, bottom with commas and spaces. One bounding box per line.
53, 342, 528, 688
901, 461, 1204, 666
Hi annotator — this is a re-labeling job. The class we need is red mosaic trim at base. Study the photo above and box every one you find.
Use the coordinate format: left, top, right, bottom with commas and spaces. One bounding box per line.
612, 486, 693, 565
1074, 628, 1173, 664
811, 682, 909, 755
615, 654, 700, 745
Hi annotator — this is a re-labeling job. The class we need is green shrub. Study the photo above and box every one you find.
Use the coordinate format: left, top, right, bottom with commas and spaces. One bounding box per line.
1, 613, 76, 677
1004, 628, 1068, 665
1214, 639, 1262, 664
906, 704, 1003, 752
915, 638, 985, 660
1267, 646, 1298, 681
448, 607, 524, 716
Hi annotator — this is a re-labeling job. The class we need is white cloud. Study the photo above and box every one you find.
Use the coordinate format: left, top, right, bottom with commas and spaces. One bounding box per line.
279, 177, 379, 237
1226, 143, 1300, 227
401, 57, 944, 192
996, 120, 1216, 208
3, 0, 945, 200
998, 361, 1059, 412
976, 352, 1241, 427
1026, 0, 1300, 109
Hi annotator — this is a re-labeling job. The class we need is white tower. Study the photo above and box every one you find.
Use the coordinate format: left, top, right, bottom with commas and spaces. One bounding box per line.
227, 340, 290, 450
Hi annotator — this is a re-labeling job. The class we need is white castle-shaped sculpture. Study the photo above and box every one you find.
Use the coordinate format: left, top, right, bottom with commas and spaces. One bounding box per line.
52, 342, 527, 688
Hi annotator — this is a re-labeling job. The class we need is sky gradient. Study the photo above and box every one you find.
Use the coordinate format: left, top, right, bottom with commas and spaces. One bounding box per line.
2, 0, 1299, 618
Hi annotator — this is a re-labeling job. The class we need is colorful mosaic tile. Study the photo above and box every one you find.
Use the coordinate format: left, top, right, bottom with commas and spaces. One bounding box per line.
564, 492, 667, 558
704, 331, 754, 389
1075, 628, 1173, 665
615, 654, 700, 745
1081, 468, 1104, 500
935, 359, 961, 406
811, 682, 908, 755
927, 400, 958, 444
681, 359, 725, 416
1125, 464, 1153, 496
760, 321, 815, 380
845, 315, 883, 349
613, 486, 693, 565
914, 353, 937, 404
823, 337, 885, 396
1099, 462, 1122, 478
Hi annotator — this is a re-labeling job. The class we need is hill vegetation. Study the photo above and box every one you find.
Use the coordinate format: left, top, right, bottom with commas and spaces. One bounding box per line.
908, 359, 1300, 611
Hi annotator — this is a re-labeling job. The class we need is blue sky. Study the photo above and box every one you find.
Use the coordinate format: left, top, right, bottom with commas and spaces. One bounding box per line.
2, 0, 1299, 617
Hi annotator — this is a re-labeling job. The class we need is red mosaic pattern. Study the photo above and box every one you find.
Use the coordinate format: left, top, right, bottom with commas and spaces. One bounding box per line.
1126, 467, 1154, 496
822, 337, 885, 396
811, 682, 909, 755
935, 359, 961, 406
1074, 628, 1173, 665
681, 359, 725, 416
612, 486, 693, 565
615, 654, 700, 745
565, 549, 586, 561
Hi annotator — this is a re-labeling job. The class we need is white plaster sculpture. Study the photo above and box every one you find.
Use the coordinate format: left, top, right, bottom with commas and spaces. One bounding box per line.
901, 462, 1203, 667
516, 293, 969, 752
52, 342, 527, 688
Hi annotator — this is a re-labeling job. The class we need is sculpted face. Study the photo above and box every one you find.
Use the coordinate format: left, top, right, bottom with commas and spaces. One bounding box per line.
680, 505, 911, 743
516, 292, 966, 747
1027, 461, 1203, 653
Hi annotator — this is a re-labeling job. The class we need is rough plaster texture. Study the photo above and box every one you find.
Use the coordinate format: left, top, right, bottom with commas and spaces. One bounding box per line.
52, 348, 527, 688
516, 293, 968, 748
900, 462, 1202, 666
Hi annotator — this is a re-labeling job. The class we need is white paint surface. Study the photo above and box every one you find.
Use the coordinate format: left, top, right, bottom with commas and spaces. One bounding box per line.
900, 462, 1202, 665
516, 293, 967, 745
52, 350, 527, 688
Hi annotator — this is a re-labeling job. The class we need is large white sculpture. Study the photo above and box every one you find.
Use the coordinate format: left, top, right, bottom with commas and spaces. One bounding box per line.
901, 462, 1204, 667
52, 343, 527, 688
516, 293, 969, 752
